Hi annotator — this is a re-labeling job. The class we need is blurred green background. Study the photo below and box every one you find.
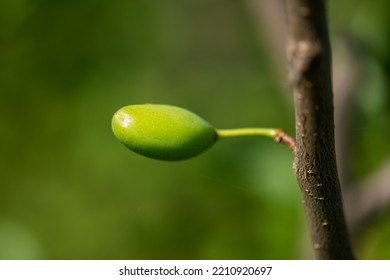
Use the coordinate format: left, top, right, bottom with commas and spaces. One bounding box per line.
1, 0, 389, 259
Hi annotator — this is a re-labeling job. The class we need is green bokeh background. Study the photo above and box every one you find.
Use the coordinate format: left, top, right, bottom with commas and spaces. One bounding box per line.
1, 0, 389, 259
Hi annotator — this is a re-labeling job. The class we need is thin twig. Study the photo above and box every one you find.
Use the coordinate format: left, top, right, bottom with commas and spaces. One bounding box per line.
275, 129, 296, 155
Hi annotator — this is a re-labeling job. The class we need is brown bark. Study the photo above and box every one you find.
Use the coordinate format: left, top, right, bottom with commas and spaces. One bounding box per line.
285, 0, 354, 259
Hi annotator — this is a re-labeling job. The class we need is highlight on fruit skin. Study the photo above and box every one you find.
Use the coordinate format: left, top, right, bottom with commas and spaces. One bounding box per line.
111, 104, 218, 161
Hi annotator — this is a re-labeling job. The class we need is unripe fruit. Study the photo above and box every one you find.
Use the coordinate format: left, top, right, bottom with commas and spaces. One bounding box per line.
112, 104, 217, 161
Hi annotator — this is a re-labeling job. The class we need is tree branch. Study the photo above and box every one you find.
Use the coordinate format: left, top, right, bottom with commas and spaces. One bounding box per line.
285, 0, 355, 259
333, 36, 362, 189
345, 159, 390, 235
332, 36, 390, 238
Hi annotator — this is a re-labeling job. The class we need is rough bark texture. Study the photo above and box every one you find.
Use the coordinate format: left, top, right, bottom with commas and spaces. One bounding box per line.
285, 0, 355, 259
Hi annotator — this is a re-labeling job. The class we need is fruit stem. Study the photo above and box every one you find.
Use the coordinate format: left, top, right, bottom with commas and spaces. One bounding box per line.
216, 128, 296, 154
216, 128, 278, 139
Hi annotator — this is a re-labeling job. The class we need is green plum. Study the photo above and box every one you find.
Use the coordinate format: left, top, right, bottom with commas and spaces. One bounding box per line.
112, 104, 217, 161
